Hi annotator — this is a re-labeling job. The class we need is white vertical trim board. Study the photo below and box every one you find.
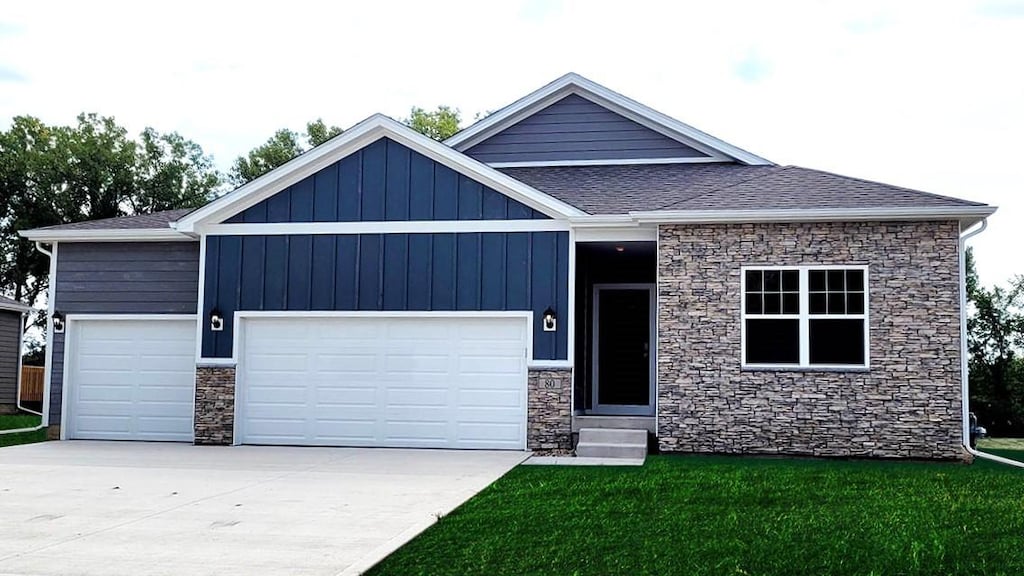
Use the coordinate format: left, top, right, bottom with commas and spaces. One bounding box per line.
43, 242, 57, 431
194, 235, 208, 363
567, 227, 577, 413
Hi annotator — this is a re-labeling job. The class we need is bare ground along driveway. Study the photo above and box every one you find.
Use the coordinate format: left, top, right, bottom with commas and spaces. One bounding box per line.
0, 442, 527, 576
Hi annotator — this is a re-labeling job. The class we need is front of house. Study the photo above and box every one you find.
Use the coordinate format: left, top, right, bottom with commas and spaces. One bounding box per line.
21, 74, 994, 459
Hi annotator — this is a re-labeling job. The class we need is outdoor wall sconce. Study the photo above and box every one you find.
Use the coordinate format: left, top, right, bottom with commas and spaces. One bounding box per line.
210, 308, 224, 332
542, 307, 557, 332
51, 311, 65, 334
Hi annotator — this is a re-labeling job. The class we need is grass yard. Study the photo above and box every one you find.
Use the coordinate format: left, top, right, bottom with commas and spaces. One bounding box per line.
0, 413, 47, 448
368, 454, 1024, 576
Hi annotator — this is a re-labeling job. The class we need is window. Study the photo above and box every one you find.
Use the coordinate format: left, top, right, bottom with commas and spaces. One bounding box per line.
742, 266, 868, 368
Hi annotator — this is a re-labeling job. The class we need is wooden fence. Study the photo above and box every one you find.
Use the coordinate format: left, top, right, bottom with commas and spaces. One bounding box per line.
20, 366, 44, 403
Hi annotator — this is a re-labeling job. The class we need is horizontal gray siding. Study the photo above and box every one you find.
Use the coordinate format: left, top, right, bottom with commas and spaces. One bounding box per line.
49, 241, 200, 423
465, 94, 709, 164
0, 311, 21, 405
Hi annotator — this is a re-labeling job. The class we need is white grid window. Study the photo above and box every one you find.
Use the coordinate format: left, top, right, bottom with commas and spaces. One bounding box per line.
742, 266, 869, 368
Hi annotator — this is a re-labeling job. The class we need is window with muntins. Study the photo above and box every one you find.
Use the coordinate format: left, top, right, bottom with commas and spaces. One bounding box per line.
742, 266, 868, 368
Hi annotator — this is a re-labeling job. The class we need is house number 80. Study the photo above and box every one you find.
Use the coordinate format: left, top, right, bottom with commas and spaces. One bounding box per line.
542, 379, 559, 390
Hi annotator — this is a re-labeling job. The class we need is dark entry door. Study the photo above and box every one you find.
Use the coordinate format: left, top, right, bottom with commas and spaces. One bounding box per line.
594, 285, 653, 414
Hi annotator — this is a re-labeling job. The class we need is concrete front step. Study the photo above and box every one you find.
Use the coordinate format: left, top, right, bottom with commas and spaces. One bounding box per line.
572, 415, 656, 433
575, 428, 648, 460
579, 427, 647, 445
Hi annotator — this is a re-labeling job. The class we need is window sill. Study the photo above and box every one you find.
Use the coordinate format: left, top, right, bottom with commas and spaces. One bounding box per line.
742, 365, 870, 373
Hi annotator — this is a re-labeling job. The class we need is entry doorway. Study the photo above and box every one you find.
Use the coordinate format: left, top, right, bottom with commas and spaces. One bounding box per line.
592, 284, 655, 415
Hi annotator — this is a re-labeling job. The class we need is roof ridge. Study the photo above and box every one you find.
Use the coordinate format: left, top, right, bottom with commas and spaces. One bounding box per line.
652, 165, 787, 211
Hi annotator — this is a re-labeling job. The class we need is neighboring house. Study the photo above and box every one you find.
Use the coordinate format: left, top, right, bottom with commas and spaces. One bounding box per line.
0, 296, 31, 415
20, 73, 995, 459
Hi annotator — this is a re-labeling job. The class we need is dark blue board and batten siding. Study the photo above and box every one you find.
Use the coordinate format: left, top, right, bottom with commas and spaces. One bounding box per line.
464, 94, 711, 164
202, 232, 569, 361
228, 138, 550, 223
49, 242, 200, 423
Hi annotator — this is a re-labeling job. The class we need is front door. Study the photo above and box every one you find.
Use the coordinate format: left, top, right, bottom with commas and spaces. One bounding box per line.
593, 284, 655, 415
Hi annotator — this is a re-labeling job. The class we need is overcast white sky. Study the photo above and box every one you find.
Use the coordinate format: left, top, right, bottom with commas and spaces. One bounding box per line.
0, 0, 1021, 285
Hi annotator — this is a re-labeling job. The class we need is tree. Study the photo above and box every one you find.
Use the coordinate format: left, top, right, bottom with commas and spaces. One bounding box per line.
966, 248, 1024, 435
0, 113, 220, 308
404, 106, 461, 141
229, 119, 343, 186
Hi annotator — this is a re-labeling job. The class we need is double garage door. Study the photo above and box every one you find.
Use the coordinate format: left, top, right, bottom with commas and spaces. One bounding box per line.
66, 316, 528, 449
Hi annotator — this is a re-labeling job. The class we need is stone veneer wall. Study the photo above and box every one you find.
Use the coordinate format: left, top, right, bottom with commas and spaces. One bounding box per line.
527, 368, 573, 450
657, 221, 964, 460
194, 365, 236, 445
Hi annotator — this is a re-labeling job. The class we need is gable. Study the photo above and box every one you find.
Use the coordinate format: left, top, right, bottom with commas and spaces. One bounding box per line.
464, 94, 711, 165
227, 137, 550, 223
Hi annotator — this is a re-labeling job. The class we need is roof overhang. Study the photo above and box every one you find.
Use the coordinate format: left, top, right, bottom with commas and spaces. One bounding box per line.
627, 205, 998, 228
173, 114, 586, 234
19, 228, 195, 243
0, 299, 33, 314
445, 72, 773, 166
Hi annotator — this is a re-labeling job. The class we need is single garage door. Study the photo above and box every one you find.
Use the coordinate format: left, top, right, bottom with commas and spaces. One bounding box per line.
66, 319, 196, 441
239, 316, 528, 449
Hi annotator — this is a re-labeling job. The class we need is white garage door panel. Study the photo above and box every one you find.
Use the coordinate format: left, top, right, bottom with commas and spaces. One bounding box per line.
68, 319, 196, 442
240, 316, 528, 449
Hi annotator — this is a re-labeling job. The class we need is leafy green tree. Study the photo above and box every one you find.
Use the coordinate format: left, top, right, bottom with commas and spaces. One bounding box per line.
0, 113, 220, 308
967, 248, 1024, 435
229, 119, 343, 186
404, 106, 461, 141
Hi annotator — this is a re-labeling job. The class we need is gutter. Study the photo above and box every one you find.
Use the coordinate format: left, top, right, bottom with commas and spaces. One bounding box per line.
958, 219, 1024, 468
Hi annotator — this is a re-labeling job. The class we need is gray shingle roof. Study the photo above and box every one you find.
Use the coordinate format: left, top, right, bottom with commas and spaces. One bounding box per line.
31, 208, 193, 232
25, 162, 988, 234
499, 164, 779, 214
499, 164, 986, 214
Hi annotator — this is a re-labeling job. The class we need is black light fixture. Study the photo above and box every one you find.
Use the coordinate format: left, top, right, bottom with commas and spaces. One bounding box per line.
51, 310, 65, 334
542, 307, 557, 332
210, 308, 224, 332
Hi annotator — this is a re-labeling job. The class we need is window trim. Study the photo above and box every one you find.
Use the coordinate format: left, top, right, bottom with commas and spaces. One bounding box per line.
740, 264, 870, 370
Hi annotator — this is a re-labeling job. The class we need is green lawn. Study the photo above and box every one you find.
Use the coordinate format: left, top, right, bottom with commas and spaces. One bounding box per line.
0, 413, 47, 447
367, 454, 1024, 576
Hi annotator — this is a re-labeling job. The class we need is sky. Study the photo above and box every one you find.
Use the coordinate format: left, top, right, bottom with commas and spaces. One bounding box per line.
0, 0, 1021, 285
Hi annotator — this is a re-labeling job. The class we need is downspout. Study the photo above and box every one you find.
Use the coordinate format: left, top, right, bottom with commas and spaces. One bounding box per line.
959, 219, 1024, 467
16, 308, 42, 417
0, 241, 56, 436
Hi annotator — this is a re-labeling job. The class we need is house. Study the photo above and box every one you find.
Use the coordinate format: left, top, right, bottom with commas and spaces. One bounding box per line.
20, 74, 995, 459
0, 296, 31, 415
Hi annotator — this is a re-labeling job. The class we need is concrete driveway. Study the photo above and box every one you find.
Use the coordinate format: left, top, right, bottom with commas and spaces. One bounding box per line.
0, 442, 527, 576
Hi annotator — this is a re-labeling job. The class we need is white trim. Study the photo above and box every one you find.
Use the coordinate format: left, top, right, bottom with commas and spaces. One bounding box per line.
174, 115, 585, 234
487, 157, 728, 168
591, 283, 656, 416
39, 242, 56, 431
19, 228, 194, 243
198, 219, 570, 236
194, 236, 208, 363
445, 72, 772, 166
61, 314, 198, 442
566, 227, 577, 412
197, 310, 566, 369
574, 227, 658, 243
740, 265, 870, 370
630, 206, 997, 226
62, 313, 197, 322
